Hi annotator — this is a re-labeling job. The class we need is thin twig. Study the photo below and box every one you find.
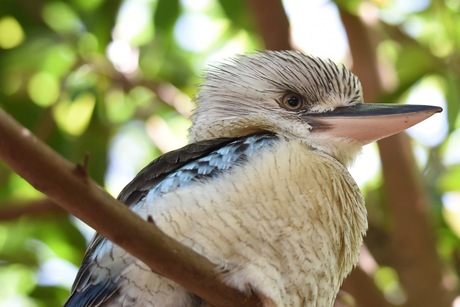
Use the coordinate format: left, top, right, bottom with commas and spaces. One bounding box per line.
0, 199, 66, 221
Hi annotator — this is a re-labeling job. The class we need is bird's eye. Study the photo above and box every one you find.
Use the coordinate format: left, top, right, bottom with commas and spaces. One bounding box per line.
281, 93, 304, 111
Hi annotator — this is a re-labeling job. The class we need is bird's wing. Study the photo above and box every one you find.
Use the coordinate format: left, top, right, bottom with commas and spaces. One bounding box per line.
66, 133, 277, 307
117, 136, 241, 207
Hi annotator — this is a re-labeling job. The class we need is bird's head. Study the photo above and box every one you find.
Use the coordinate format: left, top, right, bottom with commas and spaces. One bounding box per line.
189, 51, 441, 165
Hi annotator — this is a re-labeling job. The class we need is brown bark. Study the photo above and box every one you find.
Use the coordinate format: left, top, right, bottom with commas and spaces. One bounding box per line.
246, 0, 291, 50
342, 267, 395, 307
339, 10, 382, 100
379, 134, 450, 307
0, 109, 262, 307
340, 8, 451, 307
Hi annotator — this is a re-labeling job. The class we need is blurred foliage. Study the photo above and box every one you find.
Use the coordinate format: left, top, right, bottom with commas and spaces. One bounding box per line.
0, 0, 459, 306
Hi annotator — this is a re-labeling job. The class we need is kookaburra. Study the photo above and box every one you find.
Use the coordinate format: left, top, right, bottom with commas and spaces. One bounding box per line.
66, 50, 441, 306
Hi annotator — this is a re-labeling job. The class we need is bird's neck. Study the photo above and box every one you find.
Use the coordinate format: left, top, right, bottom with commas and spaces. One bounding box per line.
189, 117, 273, 143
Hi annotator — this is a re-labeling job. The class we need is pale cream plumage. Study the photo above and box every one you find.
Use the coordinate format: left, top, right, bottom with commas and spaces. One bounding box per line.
138, 139, 366, 306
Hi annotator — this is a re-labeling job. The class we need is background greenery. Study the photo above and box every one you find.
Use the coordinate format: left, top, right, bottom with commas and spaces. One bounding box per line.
0, 0, 458, 306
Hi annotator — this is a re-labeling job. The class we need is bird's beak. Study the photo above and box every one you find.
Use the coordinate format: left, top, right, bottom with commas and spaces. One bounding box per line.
306, 103, 442, 144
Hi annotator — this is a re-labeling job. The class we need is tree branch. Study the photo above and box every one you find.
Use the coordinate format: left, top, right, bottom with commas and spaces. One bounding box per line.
0, 108, 261, 306
0, 199, 66, 221
341, 266, 395, 307
246, 0, 291, 50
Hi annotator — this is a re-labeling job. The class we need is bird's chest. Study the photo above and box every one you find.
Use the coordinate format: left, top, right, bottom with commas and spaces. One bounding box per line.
144, 139, 367, 306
